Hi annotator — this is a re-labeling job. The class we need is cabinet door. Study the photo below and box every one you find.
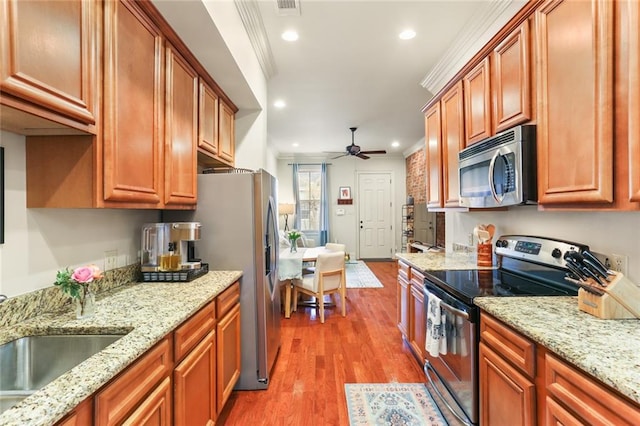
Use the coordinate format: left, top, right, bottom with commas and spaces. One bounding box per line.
397, 274, 410, 337
218, 100, 235, 165
479, 342, 536, 426
164, 44, 197, 206
174, 330, 216, 426
95, 338, 172, 425
198, 79, 219, 157
409, 283, 425, 362
55, 397, 92, 426
425, 102, 443, 209
217, 303, 241, 414
103, 0, 164, 206
441, 81, 465, 207
121, 377, 172, 426
536, 0, 614, 204
0, 0, 97, 126
493, 21, 532, 133
629, 0, 640, 202
463, 57, 492, 145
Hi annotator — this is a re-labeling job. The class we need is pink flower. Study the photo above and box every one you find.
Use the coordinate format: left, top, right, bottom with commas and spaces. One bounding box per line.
71, 266, 96, 284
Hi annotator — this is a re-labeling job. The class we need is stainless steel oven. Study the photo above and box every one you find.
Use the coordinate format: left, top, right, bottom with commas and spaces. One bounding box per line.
422, 236, 589, 425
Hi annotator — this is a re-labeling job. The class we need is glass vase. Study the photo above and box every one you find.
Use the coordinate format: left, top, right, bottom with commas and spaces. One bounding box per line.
290, 239, 298, 253
75, 286, 96, 319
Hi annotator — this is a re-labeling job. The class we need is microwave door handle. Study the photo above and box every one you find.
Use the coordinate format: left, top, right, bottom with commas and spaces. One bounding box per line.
488, 150, 505, 204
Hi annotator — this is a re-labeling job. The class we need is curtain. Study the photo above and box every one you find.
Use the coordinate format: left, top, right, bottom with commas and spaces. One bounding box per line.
319, 163, 329, 245
292, 163, 301, 230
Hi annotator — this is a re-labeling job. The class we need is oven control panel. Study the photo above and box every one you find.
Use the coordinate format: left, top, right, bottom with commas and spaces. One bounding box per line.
495, 235, 589, 268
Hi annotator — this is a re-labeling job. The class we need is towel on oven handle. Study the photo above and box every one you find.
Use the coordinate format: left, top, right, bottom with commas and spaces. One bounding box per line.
426, 290, 447, 357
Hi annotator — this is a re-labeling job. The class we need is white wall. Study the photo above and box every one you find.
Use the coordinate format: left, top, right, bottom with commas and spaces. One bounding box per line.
446, 208, 640, 283
0, 131, 159, 297
277, 155, 406, 258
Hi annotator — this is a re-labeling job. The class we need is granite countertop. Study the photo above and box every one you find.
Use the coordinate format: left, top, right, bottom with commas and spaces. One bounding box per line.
475, 296, 640, 405
0, 271, 242, 426
395, 251, 496, 272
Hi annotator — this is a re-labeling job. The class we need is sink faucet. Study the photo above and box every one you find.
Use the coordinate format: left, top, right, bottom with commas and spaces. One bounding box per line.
0, 295, 7, 303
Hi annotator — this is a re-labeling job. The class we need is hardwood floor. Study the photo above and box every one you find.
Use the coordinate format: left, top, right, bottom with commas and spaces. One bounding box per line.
217, 261, 425, 425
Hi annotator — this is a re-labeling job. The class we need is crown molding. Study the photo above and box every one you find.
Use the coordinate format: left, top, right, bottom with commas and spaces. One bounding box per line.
420, 0, 527, 95
234, 0, 277, 79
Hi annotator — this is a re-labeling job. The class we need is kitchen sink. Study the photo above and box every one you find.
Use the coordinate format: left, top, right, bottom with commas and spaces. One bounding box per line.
0, 334, 124, 414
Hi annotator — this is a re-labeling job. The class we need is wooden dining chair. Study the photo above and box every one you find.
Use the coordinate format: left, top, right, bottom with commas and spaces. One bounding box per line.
292, 251, 346, 323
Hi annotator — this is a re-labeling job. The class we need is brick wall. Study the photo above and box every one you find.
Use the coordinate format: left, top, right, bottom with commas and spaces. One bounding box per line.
406, 147, 445, 247
405, 148, 426, 203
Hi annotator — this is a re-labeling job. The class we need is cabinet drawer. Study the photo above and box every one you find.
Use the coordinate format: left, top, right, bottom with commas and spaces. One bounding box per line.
217, 281, 240, 318
174, 300, 215, 362
398, 261, 410, 281
410, 267, 425, 288
546, 353, 640, 425
95, 337, 172, 425
480, 313, 535, 379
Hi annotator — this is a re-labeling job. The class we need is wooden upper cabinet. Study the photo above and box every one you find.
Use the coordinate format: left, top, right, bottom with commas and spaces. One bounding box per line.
0, 0, 97, 130
218, 100, 235, 165
198, 80, 219, 157
463, 57, 492, 146
164, 44, 198, 207
629, 0, 640, 203
441, 81, 465, 207
536, 0, 614, 204
425, 102, 443, 210
492, 21, 532, 133
103, 0, 164, 207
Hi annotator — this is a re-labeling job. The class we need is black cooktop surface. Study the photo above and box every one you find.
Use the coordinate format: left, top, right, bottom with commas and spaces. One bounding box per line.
425, 263, 578, 305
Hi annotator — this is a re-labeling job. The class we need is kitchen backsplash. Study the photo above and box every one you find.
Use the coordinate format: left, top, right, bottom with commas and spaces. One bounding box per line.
0, 264, 139, 328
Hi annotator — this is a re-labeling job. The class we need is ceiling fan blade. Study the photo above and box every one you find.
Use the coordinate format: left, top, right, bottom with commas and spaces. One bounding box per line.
356, 153, 370, 160
359, 150, 387, 155
331, 153, 350, 159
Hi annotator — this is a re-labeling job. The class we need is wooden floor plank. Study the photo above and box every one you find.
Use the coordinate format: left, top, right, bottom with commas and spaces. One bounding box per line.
217, 260, 424, 425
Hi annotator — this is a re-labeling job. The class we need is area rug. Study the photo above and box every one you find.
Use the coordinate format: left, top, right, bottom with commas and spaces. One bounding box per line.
345, 261, 383, 288
345, 383, 446, 426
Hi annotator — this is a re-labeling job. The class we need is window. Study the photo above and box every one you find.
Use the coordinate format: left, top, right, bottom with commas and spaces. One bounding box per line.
296, 164, 322, 232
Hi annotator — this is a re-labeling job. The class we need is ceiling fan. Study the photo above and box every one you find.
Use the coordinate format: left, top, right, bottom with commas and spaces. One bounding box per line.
331, 127, 387, 160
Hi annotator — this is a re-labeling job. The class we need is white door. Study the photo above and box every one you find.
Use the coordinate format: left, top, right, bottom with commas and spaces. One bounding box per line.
358, 172, 392, 259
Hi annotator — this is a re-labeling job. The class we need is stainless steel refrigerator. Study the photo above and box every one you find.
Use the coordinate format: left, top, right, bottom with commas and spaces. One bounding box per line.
163, 169, 281, 390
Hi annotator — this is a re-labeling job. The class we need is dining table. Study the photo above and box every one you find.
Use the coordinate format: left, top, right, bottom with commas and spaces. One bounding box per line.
278, 246, 331, 318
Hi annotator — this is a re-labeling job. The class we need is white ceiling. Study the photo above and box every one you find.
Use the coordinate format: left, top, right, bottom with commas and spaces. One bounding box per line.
154, 0, 526, 159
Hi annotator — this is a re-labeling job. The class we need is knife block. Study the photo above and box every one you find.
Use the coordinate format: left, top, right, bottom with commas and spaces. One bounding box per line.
577, 273, 640, 319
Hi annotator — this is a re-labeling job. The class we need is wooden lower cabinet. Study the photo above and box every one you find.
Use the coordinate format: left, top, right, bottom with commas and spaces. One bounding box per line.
95, 338, 173, 425
481, 312, 640, 425
397, 273, 410, 337
55, 397, 93, 426
174, 331, 216, 426
216, 283, 241, 413
409, 282, 425, 362
479, 342, 536, 426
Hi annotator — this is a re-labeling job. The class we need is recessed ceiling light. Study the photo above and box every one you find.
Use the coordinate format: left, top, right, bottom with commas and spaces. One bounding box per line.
274, 99, 286, 108
391, 141, 400, 148
281, 30, 299, 42
292, 142, 299, 147
399, 29, 416, 40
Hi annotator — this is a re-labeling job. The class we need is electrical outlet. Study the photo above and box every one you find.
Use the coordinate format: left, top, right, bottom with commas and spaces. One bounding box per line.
104, 249, 118, 271
605, 253, 628, 276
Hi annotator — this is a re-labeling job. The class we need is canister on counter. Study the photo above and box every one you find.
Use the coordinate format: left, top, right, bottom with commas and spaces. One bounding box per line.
477, 242, 493, 267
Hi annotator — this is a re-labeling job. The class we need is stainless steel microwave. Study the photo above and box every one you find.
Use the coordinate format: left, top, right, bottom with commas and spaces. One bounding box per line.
458, 125, 537, 208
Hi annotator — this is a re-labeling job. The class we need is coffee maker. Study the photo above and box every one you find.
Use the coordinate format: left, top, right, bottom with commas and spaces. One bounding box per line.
140, 222, 201, 272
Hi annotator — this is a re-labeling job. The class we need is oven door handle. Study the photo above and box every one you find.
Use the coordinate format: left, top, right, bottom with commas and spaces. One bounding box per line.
439, 300, 469, 320
424, 362, 473, 426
